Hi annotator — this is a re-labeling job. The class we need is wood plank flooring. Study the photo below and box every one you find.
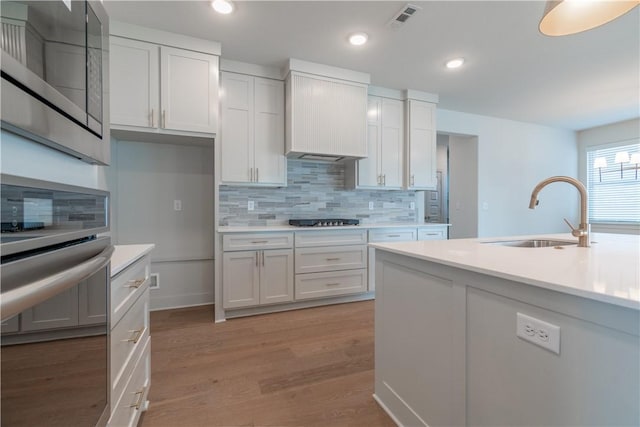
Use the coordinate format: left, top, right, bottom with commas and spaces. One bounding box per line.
141, 301, 394, 427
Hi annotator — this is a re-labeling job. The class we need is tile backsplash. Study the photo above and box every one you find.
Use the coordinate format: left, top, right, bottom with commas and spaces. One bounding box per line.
219, 160, 418, 226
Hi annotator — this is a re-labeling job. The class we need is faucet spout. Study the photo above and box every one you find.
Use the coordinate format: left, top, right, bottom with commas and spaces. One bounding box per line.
528, 176, 590, 248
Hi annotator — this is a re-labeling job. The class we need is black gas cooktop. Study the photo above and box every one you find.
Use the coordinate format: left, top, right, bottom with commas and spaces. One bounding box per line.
289, 219, 360, 227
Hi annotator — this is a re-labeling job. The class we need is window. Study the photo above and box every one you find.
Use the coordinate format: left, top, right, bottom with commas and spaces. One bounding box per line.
586, 141, 640, 224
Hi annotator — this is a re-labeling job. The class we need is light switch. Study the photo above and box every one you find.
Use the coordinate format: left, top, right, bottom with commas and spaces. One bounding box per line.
173, 200, 182, 211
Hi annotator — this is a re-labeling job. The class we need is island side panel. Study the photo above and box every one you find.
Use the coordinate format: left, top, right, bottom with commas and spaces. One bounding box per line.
374, 250, 466, 426
466, 286, 640, 427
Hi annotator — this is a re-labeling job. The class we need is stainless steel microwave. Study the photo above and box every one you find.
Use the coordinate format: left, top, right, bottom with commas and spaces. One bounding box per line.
0, 0, 110, 165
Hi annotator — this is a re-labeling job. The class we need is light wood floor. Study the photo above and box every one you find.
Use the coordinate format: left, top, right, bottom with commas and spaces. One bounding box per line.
141, 301, 394, 427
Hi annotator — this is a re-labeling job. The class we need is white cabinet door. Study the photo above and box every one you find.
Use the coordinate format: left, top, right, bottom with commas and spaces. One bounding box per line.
380, 98, 404, 189
160, 46, 218, 134
220, 72, 254, 183
223, 251, 260, 309
357, 96, 381, 188
254, 77, 286, 186
260, 249, 294, 305
21, 286, 79, 331
406, 99, 437, 190
288, 73, 367, 158
110, 37, 159, 128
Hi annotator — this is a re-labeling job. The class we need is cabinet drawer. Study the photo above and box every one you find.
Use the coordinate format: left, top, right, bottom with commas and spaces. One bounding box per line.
295, 269, 367, 300
369, 228, 418, 243
111, 255, 150, 328
223, 233, 293, 251
108, 336, 150, 427
295, 245, 367, 274
111, 289, 149, 408
418, 228, 447, 241
294, 229, 367, 247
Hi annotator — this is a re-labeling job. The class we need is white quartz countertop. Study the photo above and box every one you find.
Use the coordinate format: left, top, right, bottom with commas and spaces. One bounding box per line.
370, 233, 640, 310
111, 244, 155, 277
218, 222, 450, 233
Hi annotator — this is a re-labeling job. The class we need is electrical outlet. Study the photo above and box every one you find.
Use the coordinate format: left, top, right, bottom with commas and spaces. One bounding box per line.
410, 202, 416, 210
369, 201, 374, 210
173, 200, 182, 211
517, 312, 560, 354
247, 200, 255, 211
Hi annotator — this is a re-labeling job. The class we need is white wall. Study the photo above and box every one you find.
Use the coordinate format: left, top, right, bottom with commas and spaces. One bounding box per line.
437, 110, 578, 238
110, 138, 215, 310
1, 130, 108, 189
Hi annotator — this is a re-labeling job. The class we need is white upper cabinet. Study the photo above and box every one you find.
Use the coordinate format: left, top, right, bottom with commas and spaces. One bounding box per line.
160, 46, 218, 134
346, 96, 403, 189
285, 60, 370, 160
220, 71, 286, 186
109, 24, 219, 141
406, 99, 437, 190
110, 37, 159, 128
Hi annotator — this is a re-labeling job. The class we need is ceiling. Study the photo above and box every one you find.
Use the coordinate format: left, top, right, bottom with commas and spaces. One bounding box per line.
104, 1, 640, 131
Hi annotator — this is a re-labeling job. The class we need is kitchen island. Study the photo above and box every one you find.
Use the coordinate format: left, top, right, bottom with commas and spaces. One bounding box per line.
371, 233, 639, 427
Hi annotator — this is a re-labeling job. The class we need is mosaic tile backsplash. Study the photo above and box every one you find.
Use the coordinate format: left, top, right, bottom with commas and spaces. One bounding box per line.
219, 160, 418, 226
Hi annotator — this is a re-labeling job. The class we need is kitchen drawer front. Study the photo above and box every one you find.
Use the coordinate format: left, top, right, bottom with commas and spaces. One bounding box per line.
111, 255, 150, 327
295, 269, 367, 300
369, 228, 418, 243
223, 232, 293, 251
294, 229, 367, 248
111, 289, 149, 407
108, 336, 151, 427
295, 245, 367, 274
418, 227, 447, 241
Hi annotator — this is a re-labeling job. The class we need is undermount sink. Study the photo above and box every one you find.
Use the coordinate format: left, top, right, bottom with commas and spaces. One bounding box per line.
482, 239, 578, 248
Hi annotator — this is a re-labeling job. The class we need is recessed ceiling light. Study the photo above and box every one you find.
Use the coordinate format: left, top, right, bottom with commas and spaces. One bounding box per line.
445, 58, 465, 69
211, 0, 234, 14
349, 33, 368, 46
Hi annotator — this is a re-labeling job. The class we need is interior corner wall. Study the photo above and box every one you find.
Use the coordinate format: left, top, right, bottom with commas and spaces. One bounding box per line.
449, 135, 478, 238
437, 109, 578, 238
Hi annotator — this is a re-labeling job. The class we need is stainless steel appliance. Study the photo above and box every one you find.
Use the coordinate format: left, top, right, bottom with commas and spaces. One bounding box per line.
0, 0, 110, 165
289, 219, 360, 227
0, 174, 112, 427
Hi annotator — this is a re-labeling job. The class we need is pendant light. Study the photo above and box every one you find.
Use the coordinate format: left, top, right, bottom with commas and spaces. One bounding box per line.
539, 0, 639, 36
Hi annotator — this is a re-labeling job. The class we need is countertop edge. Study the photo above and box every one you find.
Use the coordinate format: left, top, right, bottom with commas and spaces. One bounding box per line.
111, 244, 155, 277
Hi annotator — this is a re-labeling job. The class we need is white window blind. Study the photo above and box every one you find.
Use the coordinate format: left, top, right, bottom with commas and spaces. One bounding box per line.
586, 141, 640, 223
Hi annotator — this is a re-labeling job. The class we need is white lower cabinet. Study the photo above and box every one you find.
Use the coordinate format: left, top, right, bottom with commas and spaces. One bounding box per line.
293, 230, 368, 300
223, 247, 294, 309
109, 253, 152, 427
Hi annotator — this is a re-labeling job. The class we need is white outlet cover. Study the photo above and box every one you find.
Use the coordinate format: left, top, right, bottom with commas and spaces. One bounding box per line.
248, 200, 255, 211
410, 202, 416, 210
517, 312, 560, 355
173, 200, 182, 211
369, 201, 374, 210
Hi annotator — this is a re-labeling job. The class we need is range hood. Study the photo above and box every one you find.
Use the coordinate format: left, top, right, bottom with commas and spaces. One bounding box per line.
285, 59, 370, 161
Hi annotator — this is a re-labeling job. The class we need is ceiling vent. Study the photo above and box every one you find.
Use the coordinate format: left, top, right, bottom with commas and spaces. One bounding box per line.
388, 3, 422, 30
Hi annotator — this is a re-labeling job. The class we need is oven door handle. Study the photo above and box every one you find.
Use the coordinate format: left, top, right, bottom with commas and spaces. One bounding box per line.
0, 245, 115, 320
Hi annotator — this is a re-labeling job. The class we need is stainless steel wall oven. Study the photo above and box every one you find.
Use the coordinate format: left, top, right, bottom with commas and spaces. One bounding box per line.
0, 0, 110, 165
0, 174, 112, 426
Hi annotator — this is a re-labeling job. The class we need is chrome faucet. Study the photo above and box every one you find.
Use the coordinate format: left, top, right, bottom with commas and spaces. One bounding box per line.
528, 176, 590, 248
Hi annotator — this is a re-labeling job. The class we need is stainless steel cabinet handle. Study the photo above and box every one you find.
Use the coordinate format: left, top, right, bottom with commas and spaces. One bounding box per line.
130, 387, 146, 410
387, 234, 401, 237
425, 233, 439, 236
411, 175, 415, 186
256, 168, 259, 182
251, 240, 268, 244
162, 110, 166, 128
150, 108, 154, 127
123, 327, 146, 344
262, 251, 265, 266
255, 252, 259, 267
250, 168, 254, 182
377, 175, 381, 185
125, 278, 146, 289
383, 174, 386, 185
0, 245, 115, 320
326, 258, 341, 261
326, 283, 340, 286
